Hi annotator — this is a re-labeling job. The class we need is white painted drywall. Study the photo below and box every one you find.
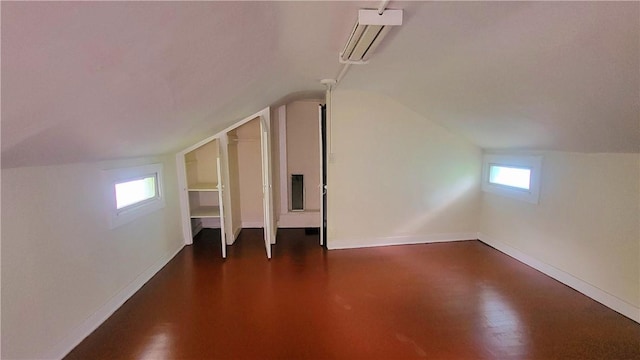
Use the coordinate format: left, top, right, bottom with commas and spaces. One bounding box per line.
227, 134, 243, 239
286, 100, 322, 211
479, 151, 640, 309
236, 119, 264, 227
270, 106, 281, 219
327, 90, 482, 249
1, 155, 183, 359
192, 140, 219, 187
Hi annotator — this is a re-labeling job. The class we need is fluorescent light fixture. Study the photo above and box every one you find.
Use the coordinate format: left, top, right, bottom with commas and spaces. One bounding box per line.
340, 9, 403, 63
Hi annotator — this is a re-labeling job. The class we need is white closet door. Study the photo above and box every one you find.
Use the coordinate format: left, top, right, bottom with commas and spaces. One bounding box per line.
216, 154, 227, 259
319, 105, 326, 247
260, 117, 274, 259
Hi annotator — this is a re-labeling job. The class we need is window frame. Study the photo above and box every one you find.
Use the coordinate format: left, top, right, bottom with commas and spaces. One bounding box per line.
481, 154, 542, 204
104, 163, 165, 228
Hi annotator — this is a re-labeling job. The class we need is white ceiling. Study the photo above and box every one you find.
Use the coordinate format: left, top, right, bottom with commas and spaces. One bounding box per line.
2, 1, 638, 168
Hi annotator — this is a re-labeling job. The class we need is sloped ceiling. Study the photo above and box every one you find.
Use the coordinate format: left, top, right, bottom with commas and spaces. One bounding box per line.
2, 1, 638, 168
340, 2, 640, 153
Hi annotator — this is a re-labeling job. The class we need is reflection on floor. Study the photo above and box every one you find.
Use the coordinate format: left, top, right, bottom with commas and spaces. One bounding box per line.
66, 228, 640, 359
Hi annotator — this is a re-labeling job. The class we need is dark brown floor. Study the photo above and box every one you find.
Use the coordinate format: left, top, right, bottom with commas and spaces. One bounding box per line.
66, 229, 640, 360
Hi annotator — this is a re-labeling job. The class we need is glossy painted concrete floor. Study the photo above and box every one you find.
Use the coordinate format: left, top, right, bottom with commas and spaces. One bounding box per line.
66, 229, 640, 359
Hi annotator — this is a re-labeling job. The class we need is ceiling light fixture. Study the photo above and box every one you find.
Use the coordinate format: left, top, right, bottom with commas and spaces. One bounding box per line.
339, 9, 403, 64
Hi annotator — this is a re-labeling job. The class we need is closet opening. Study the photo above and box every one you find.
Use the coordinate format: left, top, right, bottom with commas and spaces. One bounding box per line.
225, 118, 265, 243
177, 107, 275, 259
180, 138, 227, 257
273, 99, 325, 246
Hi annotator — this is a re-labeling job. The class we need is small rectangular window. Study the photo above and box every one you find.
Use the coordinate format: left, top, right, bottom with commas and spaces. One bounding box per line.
104, 163, 165, 228
488, 165, 531, 190
482, 155, 542, 204
115, 175, 158, 210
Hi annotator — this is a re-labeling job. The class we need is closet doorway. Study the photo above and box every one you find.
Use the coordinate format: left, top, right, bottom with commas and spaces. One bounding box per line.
178, 107, 275, 259
275, 100, 324, 241
178, 138, 227, 257
225, 118, 267, 252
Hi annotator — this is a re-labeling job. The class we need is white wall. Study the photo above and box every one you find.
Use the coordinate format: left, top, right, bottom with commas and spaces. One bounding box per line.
286, 100, 322, 211
270, 107, 281, 220
235, 119, 264, 227
327, 90, 482, 249
1, 155, 183, 359
479, 152, 640, 315
227, 135, 243, 239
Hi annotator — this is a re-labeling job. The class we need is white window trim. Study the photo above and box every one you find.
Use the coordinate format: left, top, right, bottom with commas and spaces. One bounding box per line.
481, 154, 542, 204
104, 163, 165, 229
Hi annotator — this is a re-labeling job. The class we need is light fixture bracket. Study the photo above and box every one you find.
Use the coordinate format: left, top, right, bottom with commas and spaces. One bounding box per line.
338, 53, 369, 65
339, 8, 403, 63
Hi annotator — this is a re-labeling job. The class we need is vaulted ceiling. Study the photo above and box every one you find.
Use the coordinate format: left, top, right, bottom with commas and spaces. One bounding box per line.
2, 1, 638, 168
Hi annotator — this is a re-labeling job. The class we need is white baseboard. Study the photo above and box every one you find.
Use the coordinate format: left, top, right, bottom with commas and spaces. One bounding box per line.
45, 242, 185, 359
478, 232, 640, 323
327, 233, 476, 250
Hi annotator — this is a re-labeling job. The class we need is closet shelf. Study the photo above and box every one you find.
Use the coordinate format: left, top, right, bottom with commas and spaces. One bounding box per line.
190, 206, 220, 218
188, 183, 219, 191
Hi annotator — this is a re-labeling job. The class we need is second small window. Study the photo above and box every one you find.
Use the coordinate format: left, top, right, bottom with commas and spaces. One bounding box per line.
482, 154, 542, 204
488, 165, 531, 190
